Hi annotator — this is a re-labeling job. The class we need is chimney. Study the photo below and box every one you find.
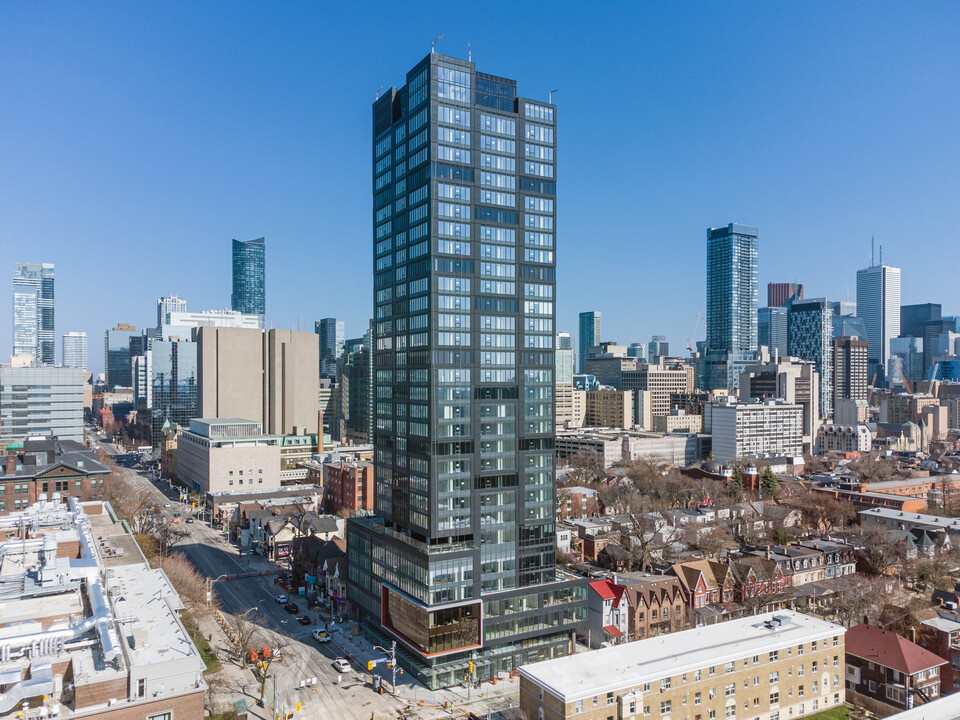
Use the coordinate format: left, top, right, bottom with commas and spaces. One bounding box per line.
766, 545, 771, 560
909, 626, 916, 644
863, 614, 870, 626
5, 452, 15, 476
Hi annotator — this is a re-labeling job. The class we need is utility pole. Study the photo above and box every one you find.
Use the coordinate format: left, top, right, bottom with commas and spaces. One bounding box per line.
391, 640, 397, 695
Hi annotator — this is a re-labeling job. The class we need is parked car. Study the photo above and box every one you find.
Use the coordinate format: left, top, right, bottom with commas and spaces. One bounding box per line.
312, 629, 331, 643
185, 517, 194, 524
333, 658, 351, 673
275, 594, 287, 604
297, 615, 311, 625
284, 601, 299, 614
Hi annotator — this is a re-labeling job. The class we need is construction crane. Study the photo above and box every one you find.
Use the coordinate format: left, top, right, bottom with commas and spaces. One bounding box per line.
867, 372, 878, 405
892, 357, 913, 394
686, 306, 704, 355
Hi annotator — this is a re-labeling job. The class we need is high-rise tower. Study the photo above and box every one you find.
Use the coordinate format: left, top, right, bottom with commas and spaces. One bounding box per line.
231, 237, 265, 325
578, 311, 601, 373
856, 263, 900, 383
348, 52, 584, 689
13, 263, 54, 365
315, 317, 345, 380
62, 332, 88, 370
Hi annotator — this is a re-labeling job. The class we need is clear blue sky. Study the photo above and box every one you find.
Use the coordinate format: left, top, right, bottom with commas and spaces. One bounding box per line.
2, 2, 958, 374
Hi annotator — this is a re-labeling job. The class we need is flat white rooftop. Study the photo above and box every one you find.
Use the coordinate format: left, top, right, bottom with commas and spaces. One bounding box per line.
884, 694, 960, 720
519, 610, 844, 703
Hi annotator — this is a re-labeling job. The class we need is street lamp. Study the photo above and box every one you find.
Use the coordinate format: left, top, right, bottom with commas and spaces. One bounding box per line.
372, 641, 398, 695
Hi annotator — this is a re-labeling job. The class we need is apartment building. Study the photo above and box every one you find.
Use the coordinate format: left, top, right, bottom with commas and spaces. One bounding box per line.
622, 364, 696, 421
618, 574, 688, 639
322, 458, 374, 514
815, 424, 872, 455
653, 409, 703, 434
584, 389, 634, 428
520, 611, 846, 720
705, 398, 804, 462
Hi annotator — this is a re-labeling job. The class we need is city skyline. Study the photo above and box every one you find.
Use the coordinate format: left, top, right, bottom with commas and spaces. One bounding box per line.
2, 4, 959, 375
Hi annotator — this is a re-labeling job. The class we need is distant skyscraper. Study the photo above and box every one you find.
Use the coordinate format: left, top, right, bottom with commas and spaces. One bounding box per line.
556, 332, 574, 383
147, 339, 198, 444
648, 335, 669, 363
315, 318, 345, 380
758, 307, 789, 358
702, 223, 759, 391
788, 298, 834, 417
231, 237, 265, 323
767, 282, 803, 308
62, 332, 88, 370
833, 336, 869, 406
13, 263, 54, 365
856, 264, 901, 382
830, 301, 857, 318
627, 342, 646, 361
104, 323, 138, 388
350, 52, 582, 689
579, 311, 601, 373
157, 295, 187, 330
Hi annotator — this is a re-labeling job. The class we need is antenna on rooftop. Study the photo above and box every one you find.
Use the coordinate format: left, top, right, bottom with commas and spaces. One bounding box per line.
871, 236, 875, 267
376, 86, 382, 100
468, 43, 472, 62
880, 239, 883, 266
431, 34, 444, 53
549, 89, 558, 104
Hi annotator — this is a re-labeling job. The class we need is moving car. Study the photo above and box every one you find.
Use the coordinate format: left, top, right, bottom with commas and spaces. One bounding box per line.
333, 658, 351, 673
284, 601, 299, 614
275, 594, 287, 604
311, 629, 331, 643
186, 517, 194, 523
297, 615, 311, 625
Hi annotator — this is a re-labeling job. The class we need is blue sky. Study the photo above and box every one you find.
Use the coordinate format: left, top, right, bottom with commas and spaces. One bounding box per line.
2, 2, 958, 374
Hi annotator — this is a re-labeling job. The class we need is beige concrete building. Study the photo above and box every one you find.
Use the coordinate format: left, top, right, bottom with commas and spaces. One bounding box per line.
653, 409, 703, 434
556, 382, 577, 429
196, 326, 320, 435
177, 418, 282, 494
585, 389, 634, 429
834, 398, 868, 425
520, 611, 846, 720
622, 363, 696, 424
881, 394, 941, 426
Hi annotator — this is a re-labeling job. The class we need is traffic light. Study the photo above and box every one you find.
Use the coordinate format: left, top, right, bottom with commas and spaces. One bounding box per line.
468, 660, 474, 674
367, 660, 374, 671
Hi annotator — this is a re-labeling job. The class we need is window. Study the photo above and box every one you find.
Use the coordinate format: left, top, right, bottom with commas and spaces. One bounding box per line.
710, 666, 716, 676
695, 693, 702, 706
726, 662, 736, 673
725, 705, 736, 719
769, 692, 779, 705
607, 692, 614, 705
137, 678, 146, 698
725, 683, 735, 697
575, 700, 583, 713
768, 651, 779, 662
661, 677, 671, 690
148, 714, 172, 720
769, 671, 779, 683
660, 701, 671, 715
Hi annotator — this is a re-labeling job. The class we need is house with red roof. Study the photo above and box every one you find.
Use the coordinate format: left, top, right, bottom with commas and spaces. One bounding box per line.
586, 577, 632, 649
845, 623, 947, 711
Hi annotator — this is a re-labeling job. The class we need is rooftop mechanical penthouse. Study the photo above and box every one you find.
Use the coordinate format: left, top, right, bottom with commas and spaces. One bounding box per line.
348, 51, 586, 689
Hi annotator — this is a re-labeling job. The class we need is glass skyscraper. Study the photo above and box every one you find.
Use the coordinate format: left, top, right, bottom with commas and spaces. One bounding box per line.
315, 317, 345, 380
702, 223, 759, 391
231, 237, 265, 323
13, 262, 54, 365
348, 52, 584, 689
555, 332, 574, 384
62, 331, 88, 370
148, 340, 198, 445
856, 263, 901, 384
578, 311, 601, 373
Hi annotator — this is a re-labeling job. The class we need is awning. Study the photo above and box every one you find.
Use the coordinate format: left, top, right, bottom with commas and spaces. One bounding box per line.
603, 625, 624, 638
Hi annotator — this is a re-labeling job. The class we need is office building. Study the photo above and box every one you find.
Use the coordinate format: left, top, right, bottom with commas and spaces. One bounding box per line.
61, 331, 87, 370
833, 336, 869, 409
147, 339, 198, 446
834, 398, 868, 425
231, 236, 265, 323
556, 332, 574, 383
621, 363, 696, 422
157, 294, 188, 329
833, 313, 868, 342
579, 312, 602, 373
648, 335, 668, 363
626, 342, 645, 360
196, 326, 319, 436
158, 308, 262, 341
788, 298, 834, 416
584, 343, 636, 388
901, 303, 941, 338
768, 281, 804, 308
857, 263, 901, 382
652, 409, 703, 434
338, 323, 373, 444
583, 389, 633, 428
0, 366, 84, 443
889, 337, 924, 387
740, 357, 820, 454
349, 52, 585, 689
705, 397, 803, 462
758, 306, 789, 358
556, 428, 707, 467
520, 610, 846, 720
177, 418, 282, 494
104, 323, 138, 388
0, 498, 207, 716
703, 223, 759, 392
13, 262, 55, 365
830, 300, 857, 318
316, 317, 345, 380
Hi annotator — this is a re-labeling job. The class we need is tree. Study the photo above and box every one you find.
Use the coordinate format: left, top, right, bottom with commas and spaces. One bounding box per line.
564, 453, 604, 485
155, 521, 190, 557
729, 468, 745, 502
256, 636, 289, 707
229, 609, 261, 668
159, 552, 210, 610
691, 525, 738, 560
615, 502, 671, 571
826, 574, 890, 627
802, 455, 829, 475
760, 467, 779, 500
856, 528, 911, 577
787, 491, 856, 535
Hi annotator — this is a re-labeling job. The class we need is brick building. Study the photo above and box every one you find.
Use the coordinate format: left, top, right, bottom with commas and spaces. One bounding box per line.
618, 573, 688, 639
322, 459, 374, 514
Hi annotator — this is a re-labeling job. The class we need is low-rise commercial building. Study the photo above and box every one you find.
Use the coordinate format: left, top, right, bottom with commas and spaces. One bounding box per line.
0, 497, 206, 717
557, 429, 707, 467
177, 418, 281, 494
520, 611, 846, 720
653, 409, 703, 434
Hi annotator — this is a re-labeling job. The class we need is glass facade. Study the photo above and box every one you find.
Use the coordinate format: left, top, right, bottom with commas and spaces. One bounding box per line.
787, 299, 835, 417
13, 263, 54, 366
578, 311, 600, 374
231, 237, 265, 319
104, 326, 139, 388
62, 332, 88, 370
349, 52, 584, 689
148, 340, 198, 445
315, 317, 345, 380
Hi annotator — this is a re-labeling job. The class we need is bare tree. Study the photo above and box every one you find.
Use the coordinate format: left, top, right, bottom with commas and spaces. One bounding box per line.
825, 574, 890, 627
786, 491, 856, 535
856, 528, 911, 577
564, 453, 605, 485
159, 552, 210, 610
155, 521, 190, 557
690, 525, 738, 560
614, 493, 671, 571
256, 636, 289, 708
229, 609, 261, 668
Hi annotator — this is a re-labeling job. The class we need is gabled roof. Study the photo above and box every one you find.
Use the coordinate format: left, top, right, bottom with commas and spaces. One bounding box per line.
846, 624, 947, 674
670, 559, 727, 593
729, 556, 780, 584
588, 579, 630, 608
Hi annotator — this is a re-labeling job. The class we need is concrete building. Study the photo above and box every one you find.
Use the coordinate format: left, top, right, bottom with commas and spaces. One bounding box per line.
627, 342, 646, 360
61, 331, 87, 370
857, 263, 902, 382
520, 610, 846, 720
768, 282, 804, 308
652, 409, 702, 434
834, 336, 869, 408
555, 382, 578, 429
585, 343, 636, 388
648, 336, 669, 364
815, 424, 872, 455
835, 398, 869, 425
556, 332, 574, 384
196, 326, 319, 436
13, 262, 55, 366
156, 294, 187, 328
881, 394, 941, 425
0, 497, 206, 717
579, 311, 602, 374
739, 357, 820, 455
177, 418, 282, 494
788, 298, 834, 417
622, 363, 695, 425
584, 389, 633, 429
0, 366, 84, 443
158, 308, 262, 341
705, 397, 804, 462
557, 429, 707, 467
